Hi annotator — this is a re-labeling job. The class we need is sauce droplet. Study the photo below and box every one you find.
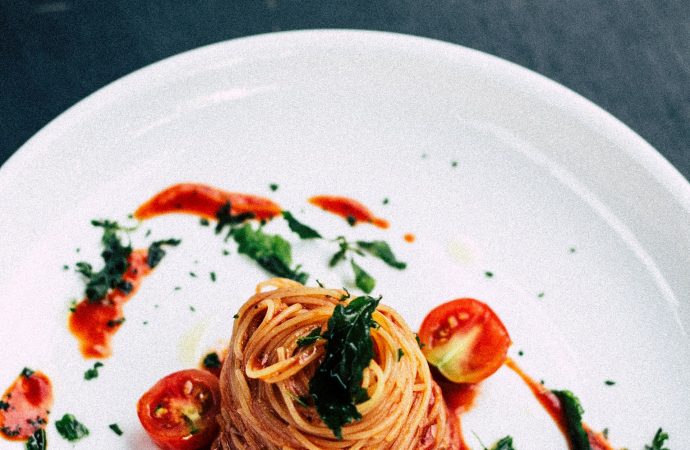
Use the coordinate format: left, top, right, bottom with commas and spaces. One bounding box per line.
404, 233, 416, 243
309, 195, 389, 229
69, 249, 151, 358
0, 370, 53, 442
135, 183, 281, 221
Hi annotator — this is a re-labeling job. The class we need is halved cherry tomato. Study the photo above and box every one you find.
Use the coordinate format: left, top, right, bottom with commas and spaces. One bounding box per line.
137, 369, 220, 450
419, 298, 511, 384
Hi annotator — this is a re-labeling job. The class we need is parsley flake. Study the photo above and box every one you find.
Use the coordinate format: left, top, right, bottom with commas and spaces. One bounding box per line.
488, 435, 515, 450
552, 390, 591, 450
84, 362, 104, 380
202, 352, 222, 369
282, 211, 322, 239
76, 220, 133, 302
109, 423, 123, 436
351, 259, 375, 294
232, 223, 308, 283
309, 296, 380, 439
147, 239, 181, 268
25, 428, 46, 450
296, 328, 322, 348
55, 414, 89, 442
356, 240, 407, 269
397, 348, 404, 361
645, 428, 670, 450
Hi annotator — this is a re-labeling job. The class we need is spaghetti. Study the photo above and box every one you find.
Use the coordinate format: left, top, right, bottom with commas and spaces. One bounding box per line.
213, 278, 458, 450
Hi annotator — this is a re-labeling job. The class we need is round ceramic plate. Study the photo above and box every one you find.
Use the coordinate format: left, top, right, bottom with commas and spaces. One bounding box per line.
1, 30, 688, 449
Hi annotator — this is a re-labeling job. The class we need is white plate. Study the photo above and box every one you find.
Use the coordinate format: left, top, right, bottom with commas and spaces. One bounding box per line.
1, 30, 689, 449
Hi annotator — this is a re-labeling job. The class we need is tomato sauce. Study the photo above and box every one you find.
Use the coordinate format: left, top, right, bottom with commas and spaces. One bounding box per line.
432, 368, 477, 450
505, 359, 614, 450
403, 233, 416, 243
69, 249, 152, 358
308, 195, 389, 229
0, 370, 52, 442
134, 183, 281, 221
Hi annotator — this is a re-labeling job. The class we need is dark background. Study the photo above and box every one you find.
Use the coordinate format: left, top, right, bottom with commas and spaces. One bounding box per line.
1, 1, 688, 179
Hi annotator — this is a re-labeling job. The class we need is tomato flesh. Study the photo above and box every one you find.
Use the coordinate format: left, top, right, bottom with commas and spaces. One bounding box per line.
137, 369, 220, 450
419, 298, 510, 384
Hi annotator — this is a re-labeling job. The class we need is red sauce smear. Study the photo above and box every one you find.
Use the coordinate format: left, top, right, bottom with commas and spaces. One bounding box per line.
505, 359, 614, 450
134, 183, 281, 221
308, 195, 389, 229
432, 367, 478, 450
69, 249, 152, 358
0, 371, 52, 441
404, 233, 416, 243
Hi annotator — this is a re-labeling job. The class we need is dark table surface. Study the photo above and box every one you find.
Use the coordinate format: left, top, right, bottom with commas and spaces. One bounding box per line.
1, 1, 688, 180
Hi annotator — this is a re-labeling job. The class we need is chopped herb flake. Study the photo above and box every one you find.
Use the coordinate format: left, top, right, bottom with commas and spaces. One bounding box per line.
282, 211, 322, 239
309, 295, 381, 439
215, 201, 255, 239
489, 435, 515, 450
356, 240, 406, 269
232, 223, 308, 283
76, 220, 133, 302
297, 328, 322, 348
210, 272, 216, 282
106, 317, 125, 328
538, 292, 545, 298
645, 428, 669, 450
0, 401, 8, 411
451, 160, 458, 168
25, 428, 46, 450
604, 380, 616, 386
189, 272, 197, 278
233, 314, 239, 319
269, 183, 279, 192
346, 215, 357, 226
485, 271, 494, 278
199, 218, 210, 226
147, 238, 181, 268
351, 259, 375, 294
203, 352, 222, 369
21, 367, 34, 378
382, 198, 389, 205
552, 390, 590, 450
84, 362, 104, 380
108, 423, 123, 436
397, 348, 404, 361
55, 413, 89, 442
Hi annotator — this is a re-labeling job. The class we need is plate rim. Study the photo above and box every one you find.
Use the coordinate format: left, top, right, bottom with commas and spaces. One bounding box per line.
2, 29, 689, 210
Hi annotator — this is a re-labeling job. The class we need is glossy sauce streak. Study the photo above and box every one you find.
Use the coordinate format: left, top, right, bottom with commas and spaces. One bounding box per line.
69, 249, 151, 358
0, 371, 53, 441
134, 183, 281, 221
432, 368, 477, 450
309, 195, 389, 229
505, 359, 614, 450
